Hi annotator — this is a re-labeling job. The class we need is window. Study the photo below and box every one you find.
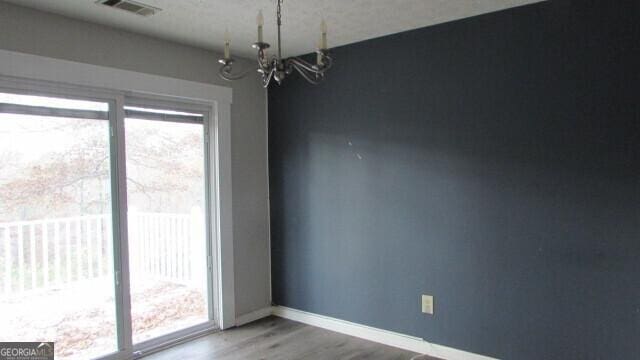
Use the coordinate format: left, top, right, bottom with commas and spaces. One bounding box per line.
0, 85, 218, 360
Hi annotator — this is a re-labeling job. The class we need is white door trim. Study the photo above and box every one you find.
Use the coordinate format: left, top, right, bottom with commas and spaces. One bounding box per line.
0, 49, 232, 104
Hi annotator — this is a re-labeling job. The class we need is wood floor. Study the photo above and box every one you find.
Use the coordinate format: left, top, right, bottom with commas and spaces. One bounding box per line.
143, 316, 435, 360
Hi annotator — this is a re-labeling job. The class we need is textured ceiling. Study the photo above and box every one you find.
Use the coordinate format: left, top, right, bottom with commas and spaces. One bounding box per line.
4, 0, 544, 58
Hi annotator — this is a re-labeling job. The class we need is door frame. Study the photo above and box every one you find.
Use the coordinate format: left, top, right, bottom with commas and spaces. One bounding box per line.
123, 96, 218, 358
0, 49, 236, 359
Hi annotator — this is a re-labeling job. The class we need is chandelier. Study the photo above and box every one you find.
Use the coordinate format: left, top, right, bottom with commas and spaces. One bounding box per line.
218, 0, 333, 87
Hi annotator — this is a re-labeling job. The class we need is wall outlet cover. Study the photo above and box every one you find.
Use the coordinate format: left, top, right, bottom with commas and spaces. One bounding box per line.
422, 295, 434, 315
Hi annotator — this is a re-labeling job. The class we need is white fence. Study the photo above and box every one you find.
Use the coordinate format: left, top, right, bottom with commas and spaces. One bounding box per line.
0, 209, 205, 296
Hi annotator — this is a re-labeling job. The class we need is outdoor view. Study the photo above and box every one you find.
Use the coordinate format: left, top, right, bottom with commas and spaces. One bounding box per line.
124, 113, 208, 344
0, 93, 209, 359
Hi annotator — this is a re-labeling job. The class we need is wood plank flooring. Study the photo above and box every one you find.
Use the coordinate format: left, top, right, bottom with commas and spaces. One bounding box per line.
143, 316, 437, 360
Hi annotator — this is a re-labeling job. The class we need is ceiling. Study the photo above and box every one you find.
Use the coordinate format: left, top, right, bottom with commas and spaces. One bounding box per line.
5, 0, 544, 58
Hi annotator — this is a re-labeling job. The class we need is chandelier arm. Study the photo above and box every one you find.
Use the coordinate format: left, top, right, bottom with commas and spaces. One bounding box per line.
287, 55, 333, 74
286, 57, 317, 73
257, 48, 272, 71
261, 67, 275, 88
289, 62, 324, 85
321, 54, 333, 70
219, 65, 253, 81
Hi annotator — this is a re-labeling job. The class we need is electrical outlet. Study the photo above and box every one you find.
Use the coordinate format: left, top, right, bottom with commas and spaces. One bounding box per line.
422, 295, 434, 315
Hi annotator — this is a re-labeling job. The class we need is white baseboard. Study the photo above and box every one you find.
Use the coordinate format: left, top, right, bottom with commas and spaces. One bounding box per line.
271, 306, 497, 360
234, 307, 274, 327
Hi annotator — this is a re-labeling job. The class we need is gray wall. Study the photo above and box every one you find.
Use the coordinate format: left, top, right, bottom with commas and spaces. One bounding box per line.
0, 1, 270, 318
269, 1, 640, 359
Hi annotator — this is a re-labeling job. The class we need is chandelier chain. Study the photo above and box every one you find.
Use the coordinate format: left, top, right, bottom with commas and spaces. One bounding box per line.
277, 0, 282, 26
277, 0, 283, 60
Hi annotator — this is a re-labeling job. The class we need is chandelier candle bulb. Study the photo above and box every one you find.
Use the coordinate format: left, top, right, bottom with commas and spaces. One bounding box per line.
317, 40, 324, 66
224, 29, 230, 59
320, 20, 328, 50
257, 10, 264, 43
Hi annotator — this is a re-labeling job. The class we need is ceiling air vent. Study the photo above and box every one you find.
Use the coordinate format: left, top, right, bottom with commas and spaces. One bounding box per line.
96, 0, 161, 17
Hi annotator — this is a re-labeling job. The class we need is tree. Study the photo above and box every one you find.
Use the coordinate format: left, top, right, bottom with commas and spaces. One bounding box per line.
0, 116, 204, 221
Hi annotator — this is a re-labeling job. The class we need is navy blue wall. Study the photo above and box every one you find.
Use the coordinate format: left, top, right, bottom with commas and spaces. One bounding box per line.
268, 1, 640, 359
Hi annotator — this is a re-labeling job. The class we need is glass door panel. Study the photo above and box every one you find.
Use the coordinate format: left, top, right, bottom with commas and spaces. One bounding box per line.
0, 92, 118, 359
123, 107, 209, 344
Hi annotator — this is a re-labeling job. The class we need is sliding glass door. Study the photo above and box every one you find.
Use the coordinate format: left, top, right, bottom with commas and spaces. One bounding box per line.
123, 105, 210, 345
0, 92, 119, 359
0, 84, 217, 359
